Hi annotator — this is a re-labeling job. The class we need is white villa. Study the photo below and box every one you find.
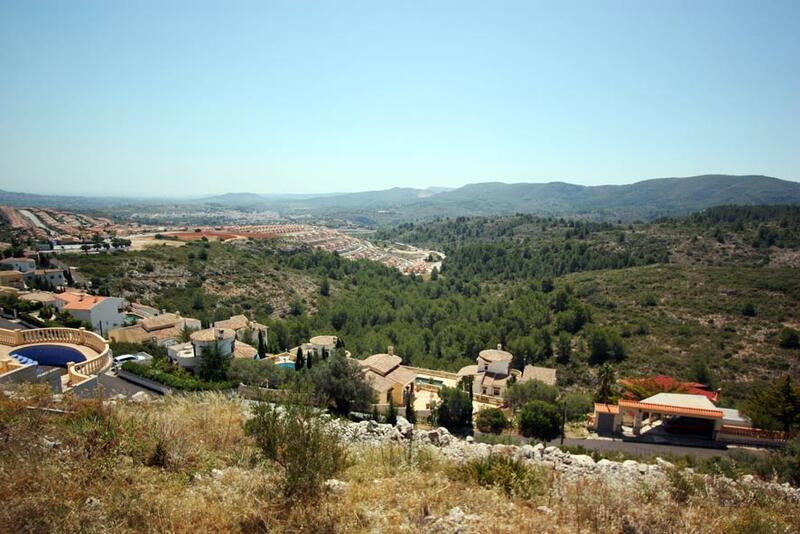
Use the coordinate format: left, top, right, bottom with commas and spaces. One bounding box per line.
54, 291, 125, 334
167, 327, 257, 371
0, 257, 36, 274
458, 344, 557, 399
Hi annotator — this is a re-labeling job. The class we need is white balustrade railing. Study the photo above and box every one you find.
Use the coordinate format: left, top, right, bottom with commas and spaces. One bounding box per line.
0, 327, 111, 387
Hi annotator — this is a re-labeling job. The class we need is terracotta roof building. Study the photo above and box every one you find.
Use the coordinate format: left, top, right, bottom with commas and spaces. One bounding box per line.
359, 346, 416, 406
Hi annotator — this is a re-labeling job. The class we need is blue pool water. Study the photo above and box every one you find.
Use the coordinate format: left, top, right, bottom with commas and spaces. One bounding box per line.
277, 362, 295, 369
10, 345, 87, 367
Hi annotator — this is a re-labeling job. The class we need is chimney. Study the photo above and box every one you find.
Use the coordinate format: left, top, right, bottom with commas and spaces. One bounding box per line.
388, 346, 395, 356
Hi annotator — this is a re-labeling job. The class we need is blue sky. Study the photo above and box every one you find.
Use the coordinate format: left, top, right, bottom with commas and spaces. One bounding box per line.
1, 1, 798, 196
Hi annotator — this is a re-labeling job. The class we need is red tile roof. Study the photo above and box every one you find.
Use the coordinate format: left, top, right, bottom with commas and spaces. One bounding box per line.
594, 403, 620, 415
57, 291, 106, 311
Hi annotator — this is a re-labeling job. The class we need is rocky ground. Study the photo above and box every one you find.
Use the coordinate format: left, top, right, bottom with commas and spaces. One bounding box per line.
324, 415, 800, 503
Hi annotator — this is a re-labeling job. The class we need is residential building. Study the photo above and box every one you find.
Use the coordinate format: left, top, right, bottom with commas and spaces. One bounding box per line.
213, 314, 268, 343
53, 291, 125, 333
33, 269, 66, 288
359, 346, 416, 406
309, 335, 338, 356
108, 312, 202, 346
0, 257, 36, 274
0, 270, 26, 290
19, 291, 59, 307
166, 328, 242, 372
458, 344, 520, 398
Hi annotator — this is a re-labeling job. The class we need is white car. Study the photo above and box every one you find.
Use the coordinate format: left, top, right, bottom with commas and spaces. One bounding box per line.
113, 352, 151, 370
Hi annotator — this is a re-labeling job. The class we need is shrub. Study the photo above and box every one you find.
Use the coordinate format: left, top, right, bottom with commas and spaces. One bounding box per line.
563, 390, 593, 421
779, 327, 800, 349
517, 400, 561, 441
244, 395, 349, 499
475, 408, 509, 434
453, 455, 546, 499
741, 302, 756, 317
506, 379, 559, 410
120, 362, 236, 391
228, 358, 292, 388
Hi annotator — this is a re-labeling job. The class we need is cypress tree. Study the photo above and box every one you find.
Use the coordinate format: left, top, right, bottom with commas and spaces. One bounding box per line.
386, 398, 397, 426
257, 329, 267, 359
295, 347, 304, 371
405, 388, 416, 424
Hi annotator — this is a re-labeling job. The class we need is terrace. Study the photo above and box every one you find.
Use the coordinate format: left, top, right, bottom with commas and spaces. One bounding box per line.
0, 327, 111, 394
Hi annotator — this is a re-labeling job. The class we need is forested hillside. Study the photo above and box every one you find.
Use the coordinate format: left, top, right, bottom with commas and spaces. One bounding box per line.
60, 205, 800, 405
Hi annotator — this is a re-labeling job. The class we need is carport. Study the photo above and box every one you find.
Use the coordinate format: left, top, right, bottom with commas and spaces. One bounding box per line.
618, 393, 724, 440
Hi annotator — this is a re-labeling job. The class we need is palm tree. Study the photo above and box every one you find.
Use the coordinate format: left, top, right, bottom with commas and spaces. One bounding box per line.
596, 363, 616, 404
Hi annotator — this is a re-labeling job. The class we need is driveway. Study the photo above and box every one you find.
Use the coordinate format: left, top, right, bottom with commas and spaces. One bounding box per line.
545, 437, 765, 459
98, 372, 158, 398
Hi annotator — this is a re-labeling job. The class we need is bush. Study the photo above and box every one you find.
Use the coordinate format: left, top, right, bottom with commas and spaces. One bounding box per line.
506, 380, 558, 411
244, 395, 349, 498
779, 327, 800, 349
120, 362, 236, 391
433, 386, 473, 433
517, 400, 561, 441
228, 358, 292, 388
452, 455, 546, 499
741, 302, 756, 317
475, 408, 509, 434
562, 390, 593, 421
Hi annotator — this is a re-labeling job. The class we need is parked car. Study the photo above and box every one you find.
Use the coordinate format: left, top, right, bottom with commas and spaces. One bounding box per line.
113, 352, 152, 370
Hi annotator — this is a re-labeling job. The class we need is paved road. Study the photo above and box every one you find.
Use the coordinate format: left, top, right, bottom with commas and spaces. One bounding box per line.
98, 372, 157, 398
545, 438, 764, 459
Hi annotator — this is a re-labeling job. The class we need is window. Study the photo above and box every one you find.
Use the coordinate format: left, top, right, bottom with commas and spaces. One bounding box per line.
493, 388, 500, 396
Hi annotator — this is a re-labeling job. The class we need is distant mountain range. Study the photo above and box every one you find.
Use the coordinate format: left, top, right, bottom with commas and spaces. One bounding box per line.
2, 175, 799, 223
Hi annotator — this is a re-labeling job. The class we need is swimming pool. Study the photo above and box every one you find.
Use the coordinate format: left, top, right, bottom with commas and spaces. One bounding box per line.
10, 345, 87, 367
277, 362, 295, 369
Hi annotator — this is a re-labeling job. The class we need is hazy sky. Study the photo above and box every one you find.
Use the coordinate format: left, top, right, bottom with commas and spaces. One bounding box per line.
1, 1, 798, 197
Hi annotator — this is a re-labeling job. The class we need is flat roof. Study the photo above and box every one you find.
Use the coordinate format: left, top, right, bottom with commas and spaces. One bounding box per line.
618, 399, 723, 419
641, 392, 717, 410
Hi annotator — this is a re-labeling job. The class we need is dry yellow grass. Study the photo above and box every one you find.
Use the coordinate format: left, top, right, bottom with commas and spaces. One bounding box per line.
0, 389, 796, 533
